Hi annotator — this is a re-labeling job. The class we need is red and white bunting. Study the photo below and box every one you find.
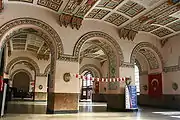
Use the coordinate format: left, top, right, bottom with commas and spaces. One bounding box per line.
73, 74, 128, 82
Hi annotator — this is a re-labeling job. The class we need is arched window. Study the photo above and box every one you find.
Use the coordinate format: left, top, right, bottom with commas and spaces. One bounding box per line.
135, 65, 140, 95
83, 72, 93, 88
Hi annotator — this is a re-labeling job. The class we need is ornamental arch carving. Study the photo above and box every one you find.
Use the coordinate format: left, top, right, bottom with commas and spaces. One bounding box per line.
79, 64, 102, 78
130, 42, 164, 70
5, 57, 40, 76
73, 31, 124, 66
0, 17, 64, 88
0, 17, 64, 58
10, 69, 33, 82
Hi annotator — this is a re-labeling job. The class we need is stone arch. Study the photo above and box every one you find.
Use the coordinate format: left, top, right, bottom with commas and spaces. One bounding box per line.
10, 69, 33, 81
135, 59, 142, 73
0, 17, 64, 58
130, 42, 163, 70
0, 17, 64, 88
73, 31, 124, 65
79, 64, 102, 78
44, 64, 51, 76
6, 57, 40, 75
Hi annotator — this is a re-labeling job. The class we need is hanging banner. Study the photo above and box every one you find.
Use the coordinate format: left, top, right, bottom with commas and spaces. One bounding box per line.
125, 85, 138, 110
148, 73, 162, 97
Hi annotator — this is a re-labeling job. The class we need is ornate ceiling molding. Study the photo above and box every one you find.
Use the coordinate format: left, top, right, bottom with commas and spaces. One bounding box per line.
59, 54, 78, 62
119, 28, 138, 41
5, 57, 40, 76
73, 31, 124, 66
59, 13, 83, 30
10, 69, 33, 81
130, 42, 164, 69
79, 64, 102, 78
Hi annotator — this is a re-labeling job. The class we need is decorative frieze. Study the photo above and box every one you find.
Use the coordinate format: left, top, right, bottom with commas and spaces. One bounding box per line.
121, 62, 134, 68
59, 54, 78, 62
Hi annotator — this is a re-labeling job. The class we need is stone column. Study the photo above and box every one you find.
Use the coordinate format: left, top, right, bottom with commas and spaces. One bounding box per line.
47, 60, 79, 114
34, 76, 47, 101
106, 64, 135, 111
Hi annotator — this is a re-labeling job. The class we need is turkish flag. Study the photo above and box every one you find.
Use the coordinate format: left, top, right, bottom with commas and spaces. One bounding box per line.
148, 73, 162, 97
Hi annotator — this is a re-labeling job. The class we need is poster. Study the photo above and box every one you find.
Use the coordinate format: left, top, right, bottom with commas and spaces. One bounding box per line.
125, 85, 138, 109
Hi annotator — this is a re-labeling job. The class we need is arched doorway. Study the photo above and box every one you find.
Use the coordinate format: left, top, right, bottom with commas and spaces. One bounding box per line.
12, 71, 31, 99
74, 31, 124, 112
130, 42, 163, 107
0, 18, 64, 114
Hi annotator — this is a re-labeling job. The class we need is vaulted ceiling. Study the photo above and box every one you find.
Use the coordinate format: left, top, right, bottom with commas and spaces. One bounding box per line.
5, 0, 180, 39
80, 40, 107, 62
7, 28, 50, 60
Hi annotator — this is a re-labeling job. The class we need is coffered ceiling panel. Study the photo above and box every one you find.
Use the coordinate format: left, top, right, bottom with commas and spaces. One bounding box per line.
151, 27, 173, 37
104, 13, 129, 26
96, 0, 124, 9
8, 28, 50, 60
8, 0, 33, 3
37, 0, 63, 12
117, 0, 146, 18
167, 20, 180, 31
86, 9, 110, 19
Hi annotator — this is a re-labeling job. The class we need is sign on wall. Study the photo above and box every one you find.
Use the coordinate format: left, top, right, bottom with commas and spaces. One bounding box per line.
125, 85, 138, 110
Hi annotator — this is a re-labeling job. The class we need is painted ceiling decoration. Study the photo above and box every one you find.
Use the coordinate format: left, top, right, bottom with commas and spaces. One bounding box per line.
5, 0, 180, 38
7, 28, 50, 60
8, 0, 33, 3
59, 0, 98, 29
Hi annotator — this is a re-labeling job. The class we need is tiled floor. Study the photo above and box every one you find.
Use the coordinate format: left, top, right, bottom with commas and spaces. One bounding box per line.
2, 101, 180, 120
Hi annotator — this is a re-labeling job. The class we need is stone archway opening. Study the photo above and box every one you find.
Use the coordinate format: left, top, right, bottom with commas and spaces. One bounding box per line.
130, 42, 163, 107
79, 65, 102, 102
74, 31, 124, 112
0, 18, 64, 114
7, 59, 37, 101
11, 70, 32, 100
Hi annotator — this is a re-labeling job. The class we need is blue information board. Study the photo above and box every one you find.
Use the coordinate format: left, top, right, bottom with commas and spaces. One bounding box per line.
125, 85, 138, 109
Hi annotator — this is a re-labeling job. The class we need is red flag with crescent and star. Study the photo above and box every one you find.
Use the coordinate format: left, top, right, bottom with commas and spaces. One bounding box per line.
148, 73, 162, 97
